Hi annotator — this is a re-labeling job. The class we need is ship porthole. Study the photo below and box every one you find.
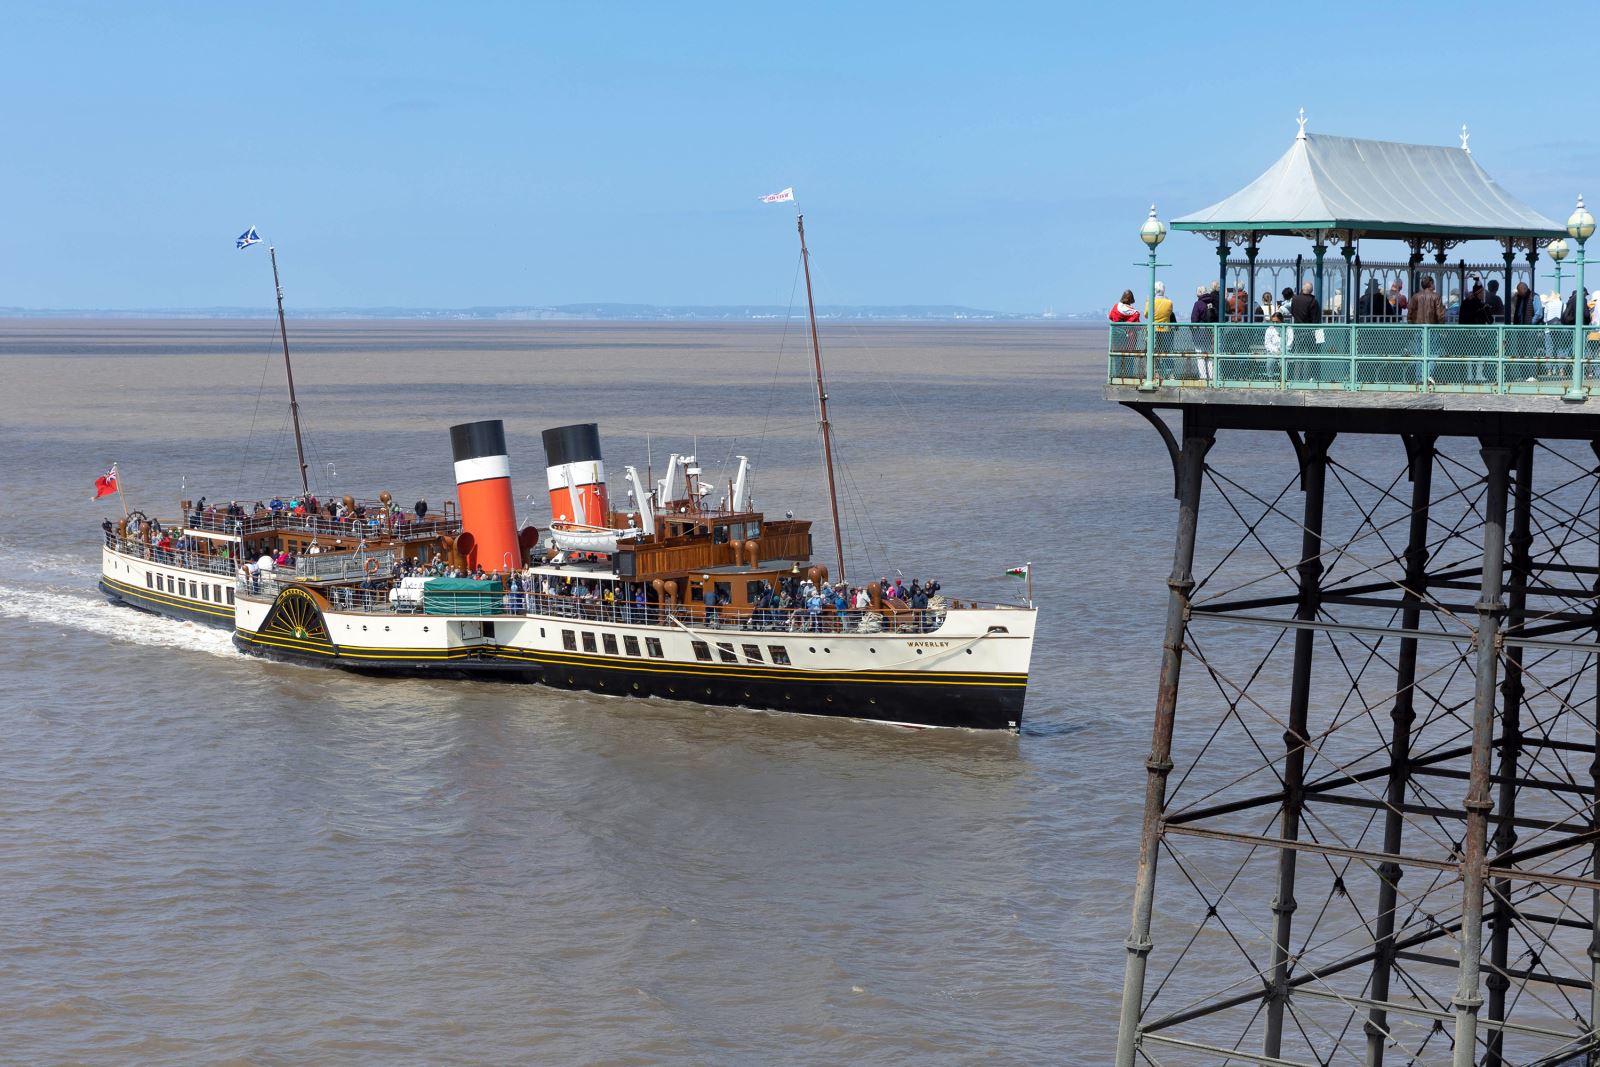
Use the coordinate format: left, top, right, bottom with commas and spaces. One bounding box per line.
704, 688, 712, 696
824, 648, 831, 654
966, 649, 973, 654
826, 696, 833, 703
632, 683, 639, 691
384, 625, 390, 632
743, 692, 751, 699
869, 648, 876, 654
669, 686, 676, 694
567, 675, 575, 685
362, 625, 368, 632
808, 646, 816, 653
423, 626, 429, 632
916, 649, 923, 655
869, 698, 876, 704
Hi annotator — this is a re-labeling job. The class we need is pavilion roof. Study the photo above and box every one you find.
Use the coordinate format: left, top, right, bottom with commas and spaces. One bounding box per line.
1171, 132, 1563, 242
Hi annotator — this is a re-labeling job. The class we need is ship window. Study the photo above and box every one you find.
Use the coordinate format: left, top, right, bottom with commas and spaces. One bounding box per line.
166, 575, 175, 593
563, 629, 577, 651
198, 584, 208, 602
716, 642, 737, 663
712, 525, 729, 544
692, 640, 712, 661
987, 626, 1009, 634
226, 588, 235, 605
582, 632, 597, 654
212, 584, 221, 601
646, 637, 664, 658
145, 572, 153, 588
728, 523, 745, 542
624, 635, 641, 657
712, 581, 731, 606
746, 580, 767, 603
769, 646, 791, 665
742, 644, 763, 663
483, 622, 496, 639
602, 633, 618, 655
747, 521, 760, 539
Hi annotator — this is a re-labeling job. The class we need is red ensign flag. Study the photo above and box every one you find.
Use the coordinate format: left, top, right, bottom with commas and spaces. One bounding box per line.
94, 464, 118, 499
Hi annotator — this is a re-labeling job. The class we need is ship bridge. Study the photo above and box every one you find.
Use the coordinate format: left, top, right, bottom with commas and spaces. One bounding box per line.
1107, 118, 1600, 1067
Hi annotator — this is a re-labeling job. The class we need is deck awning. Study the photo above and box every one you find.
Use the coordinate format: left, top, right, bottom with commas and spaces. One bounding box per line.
1172, 132, 1563, 242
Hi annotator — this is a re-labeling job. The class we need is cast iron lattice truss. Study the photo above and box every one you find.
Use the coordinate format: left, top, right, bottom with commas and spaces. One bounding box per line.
1114, 406, 1600, 1067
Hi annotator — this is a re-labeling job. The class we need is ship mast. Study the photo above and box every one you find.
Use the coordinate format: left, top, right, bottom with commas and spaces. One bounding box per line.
797, 214, 845, 584
268, 246, 311, 498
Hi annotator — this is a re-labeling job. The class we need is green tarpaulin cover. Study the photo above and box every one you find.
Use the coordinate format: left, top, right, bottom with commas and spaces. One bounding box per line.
421, 577, 502, 616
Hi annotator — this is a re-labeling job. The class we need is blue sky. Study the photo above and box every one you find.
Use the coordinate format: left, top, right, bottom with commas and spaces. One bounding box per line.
3, 1, 1595, 313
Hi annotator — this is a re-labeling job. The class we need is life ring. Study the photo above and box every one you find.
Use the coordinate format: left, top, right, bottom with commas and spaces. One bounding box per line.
365, 558, 380, 576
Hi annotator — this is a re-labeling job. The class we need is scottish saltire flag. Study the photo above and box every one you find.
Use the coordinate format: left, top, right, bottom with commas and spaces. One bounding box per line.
236, 226, 261, 249
759, 188, 794, 204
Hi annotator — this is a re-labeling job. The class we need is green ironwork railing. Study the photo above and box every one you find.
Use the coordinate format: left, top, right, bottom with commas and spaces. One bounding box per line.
1106, 323, 1600, 396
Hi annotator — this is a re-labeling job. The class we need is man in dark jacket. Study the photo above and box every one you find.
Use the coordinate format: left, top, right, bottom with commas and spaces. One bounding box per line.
1561, 289, 1593, 326
1289, 282, 1320, 324
1459, 281, 1490, 325
1485, 278, 1506, 322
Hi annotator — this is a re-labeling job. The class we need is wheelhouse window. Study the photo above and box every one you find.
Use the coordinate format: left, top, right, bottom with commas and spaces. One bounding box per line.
624, 635, 641, 657
646, 637, 664, 658
768, 646, 791, 665
692, 640, 712, 661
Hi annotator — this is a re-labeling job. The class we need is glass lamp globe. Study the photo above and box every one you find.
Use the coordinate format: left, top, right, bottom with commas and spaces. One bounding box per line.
1567, 195, 1596, 242
1549, 237, 1569, 263
1139, 205, 1167, 248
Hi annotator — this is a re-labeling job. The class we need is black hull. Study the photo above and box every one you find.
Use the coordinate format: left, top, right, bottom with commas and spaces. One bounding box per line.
99, 578, 234, 629
536, 655, 1024, 731
232, 628, 1024, 731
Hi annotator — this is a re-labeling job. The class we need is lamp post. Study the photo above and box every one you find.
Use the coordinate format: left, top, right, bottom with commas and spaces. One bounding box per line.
1138, 204, 1168, 392
1548, 237, 1569, 300
1564, 196, 1595, 402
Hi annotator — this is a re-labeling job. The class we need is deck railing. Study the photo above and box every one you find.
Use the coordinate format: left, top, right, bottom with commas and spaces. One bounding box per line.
237, 579, 954, 634
1107, 322, 1600, 395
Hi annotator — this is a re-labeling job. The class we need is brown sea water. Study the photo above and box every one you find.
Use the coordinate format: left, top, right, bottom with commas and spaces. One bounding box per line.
0, 319, 1171, 1064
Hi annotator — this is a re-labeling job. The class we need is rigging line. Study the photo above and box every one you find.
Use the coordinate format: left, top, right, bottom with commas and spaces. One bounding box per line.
803, 250, 922, 427
234, 324, 282, 497
751, 252, 805, 475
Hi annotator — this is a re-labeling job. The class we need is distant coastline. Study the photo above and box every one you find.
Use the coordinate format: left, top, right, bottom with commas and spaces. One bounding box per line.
0, 302, 1098, 323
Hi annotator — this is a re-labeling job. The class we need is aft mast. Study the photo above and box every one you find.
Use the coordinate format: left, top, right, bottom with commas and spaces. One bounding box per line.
796, 214, 846, 584
268, 246, 311, 498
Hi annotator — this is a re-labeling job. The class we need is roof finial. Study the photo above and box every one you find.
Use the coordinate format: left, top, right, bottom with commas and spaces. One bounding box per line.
1296, 107, 1307, 141
1460, 124, 1471, 154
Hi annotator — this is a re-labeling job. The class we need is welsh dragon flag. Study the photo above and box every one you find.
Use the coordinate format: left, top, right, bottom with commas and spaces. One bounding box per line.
1005, 565, 1029, 579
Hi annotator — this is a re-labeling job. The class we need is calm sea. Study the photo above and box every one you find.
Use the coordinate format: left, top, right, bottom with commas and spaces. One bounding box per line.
1, 319, 1176, 1065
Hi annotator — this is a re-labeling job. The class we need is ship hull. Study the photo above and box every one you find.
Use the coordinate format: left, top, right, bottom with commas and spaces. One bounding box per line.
98, 575, 235, 629
531, 651, 1025, 730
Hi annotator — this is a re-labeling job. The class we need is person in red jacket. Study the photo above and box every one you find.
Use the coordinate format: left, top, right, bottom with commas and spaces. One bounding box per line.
1109, 289, 1140, 321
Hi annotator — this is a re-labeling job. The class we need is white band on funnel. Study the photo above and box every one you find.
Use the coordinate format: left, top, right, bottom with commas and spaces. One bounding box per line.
546, 460, 605, 491
454, 455, 511, 484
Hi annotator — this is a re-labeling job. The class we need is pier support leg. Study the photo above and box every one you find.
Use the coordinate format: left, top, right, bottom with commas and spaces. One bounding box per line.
1486, 441, 1534, 1067
1365, 434, 1436, 1066
1590, 443, 1600, 1066
1451, 442, 1514, 1067
1264, 430, 1335, 1059
1113, 418, 1214, 1067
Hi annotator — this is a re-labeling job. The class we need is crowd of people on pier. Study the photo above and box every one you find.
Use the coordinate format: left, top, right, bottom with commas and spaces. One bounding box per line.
1109, 276, 1600, 328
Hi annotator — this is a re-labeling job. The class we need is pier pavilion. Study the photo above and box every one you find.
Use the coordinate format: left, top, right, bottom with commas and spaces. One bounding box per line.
1109, 122, 1600, 1067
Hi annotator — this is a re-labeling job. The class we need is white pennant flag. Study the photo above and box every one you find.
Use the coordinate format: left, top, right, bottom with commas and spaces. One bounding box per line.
759, 187, 794, 204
